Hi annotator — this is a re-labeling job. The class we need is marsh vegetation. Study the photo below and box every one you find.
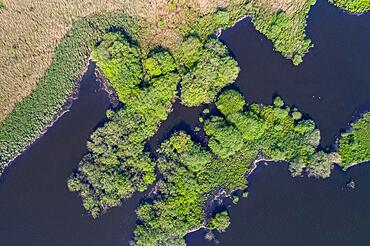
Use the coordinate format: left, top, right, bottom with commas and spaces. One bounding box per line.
330, 0, 370, 13
339, 113, 370, 167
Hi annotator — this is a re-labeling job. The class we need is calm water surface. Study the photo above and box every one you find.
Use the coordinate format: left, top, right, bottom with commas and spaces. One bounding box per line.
220, 0, 370, 146
187, 162, 370, 246
0, 63, 140, 246
1, 0, 370, 245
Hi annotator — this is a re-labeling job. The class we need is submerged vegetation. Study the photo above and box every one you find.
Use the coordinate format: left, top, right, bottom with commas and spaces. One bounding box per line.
330, 0, 370, 13
339, 113, 370, 167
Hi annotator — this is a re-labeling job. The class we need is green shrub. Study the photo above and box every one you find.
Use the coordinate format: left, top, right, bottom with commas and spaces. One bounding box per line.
216, 89, 245, 116
204, 117, 244, 158
180, 38, 239, 106
339, 113, 370, 167
330, 0, 370, 13
207, 211, 231, 232
144, 50, 177, 77
176, 36, 203, 68
68, 33, 179, 217
247, 0, 315, 65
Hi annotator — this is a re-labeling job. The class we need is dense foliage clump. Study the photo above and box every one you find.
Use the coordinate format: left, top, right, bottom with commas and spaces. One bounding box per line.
339, 113, 370, 167
133, 132, 255, 245
180, 38, 239, 106
207, 89, 339, 178
177, 5, 247, 41
0, 20, 100, 173
91, 33, 143, 102
66, 7, 249, 218
68, 33, 180, 217
131, 90, 340, 245
207, 211, 231, 232
204, 116, 244, 158
0, 1, 247, 175
330, 0, 370, 13
247, 0, 315, 65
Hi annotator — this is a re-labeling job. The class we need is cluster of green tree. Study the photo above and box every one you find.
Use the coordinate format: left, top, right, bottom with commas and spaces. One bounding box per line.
68, 33, 180, 217
338, 113, 370, 167
0, 4, 245, 175
206, 90, 339, 178
177, 3, 247, 40
131, 90, 342, 245
133, 132, 253, 245
179, 38, 239, 106
246, 0, 315, 65
206, 211, 231, 233
0, 13, 144, 174
329, 0, 370, 13
0, 1, 4, 10
67, 29, 245, 217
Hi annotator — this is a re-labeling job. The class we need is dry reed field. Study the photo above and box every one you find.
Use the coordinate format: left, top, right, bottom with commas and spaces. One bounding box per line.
252, 0, 308, 14
0, 0, 241, 122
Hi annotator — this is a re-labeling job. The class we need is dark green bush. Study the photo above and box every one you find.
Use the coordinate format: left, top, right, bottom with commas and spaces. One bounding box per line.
339, 113, 370, 167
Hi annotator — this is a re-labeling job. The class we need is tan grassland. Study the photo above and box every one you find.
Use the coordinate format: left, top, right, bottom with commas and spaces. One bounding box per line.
252, 0, 308, 14
0, 0, 240, 122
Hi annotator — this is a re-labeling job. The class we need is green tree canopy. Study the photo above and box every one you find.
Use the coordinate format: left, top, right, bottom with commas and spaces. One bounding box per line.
180, 38, 239, 106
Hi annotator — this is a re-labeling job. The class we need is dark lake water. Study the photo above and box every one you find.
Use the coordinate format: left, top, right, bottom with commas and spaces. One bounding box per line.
220, 0, 370, 147
1, 0, 370, 245
0, 63, 141, 246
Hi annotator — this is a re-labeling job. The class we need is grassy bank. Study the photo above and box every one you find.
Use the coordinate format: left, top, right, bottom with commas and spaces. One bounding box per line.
0, 0, 130, 121
0, 13, 144, 173
0, 1, 248, 174
0, 0, 244, 122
